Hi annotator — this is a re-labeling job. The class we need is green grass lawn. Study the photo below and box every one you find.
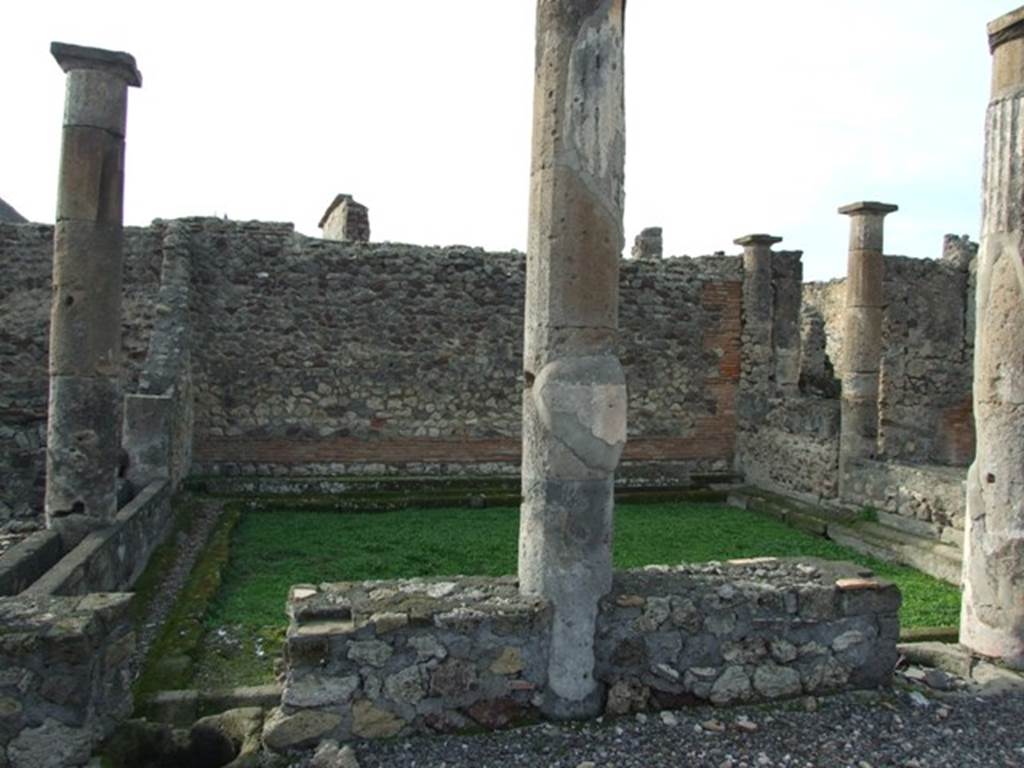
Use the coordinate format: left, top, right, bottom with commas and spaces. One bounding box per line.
172, 501, 960, 690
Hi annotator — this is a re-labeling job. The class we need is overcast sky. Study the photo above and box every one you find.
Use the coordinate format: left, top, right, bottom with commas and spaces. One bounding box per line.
1, 1, 1012, 280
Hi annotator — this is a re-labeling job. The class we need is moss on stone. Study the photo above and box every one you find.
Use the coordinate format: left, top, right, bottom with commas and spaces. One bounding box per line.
128, 493, 201, 627
133, 503, 242, 697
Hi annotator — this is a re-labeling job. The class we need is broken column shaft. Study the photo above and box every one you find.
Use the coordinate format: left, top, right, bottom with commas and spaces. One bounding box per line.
45, 43, 141, 529
837, 201, 896, 489
960, 7, 1024, 668
519, 0, 627, 719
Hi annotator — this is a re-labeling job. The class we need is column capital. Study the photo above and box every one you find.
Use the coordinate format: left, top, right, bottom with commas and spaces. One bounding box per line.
51, 42, 142, 87
734, 234, 782, 247
838, 201, 898, 217
989, 7, 1024, 53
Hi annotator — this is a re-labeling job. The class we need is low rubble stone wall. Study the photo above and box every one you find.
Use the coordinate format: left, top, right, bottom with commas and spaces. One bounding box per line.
269, 558, 900, 750
841, 460, 965, 543
0, 593, 135, 768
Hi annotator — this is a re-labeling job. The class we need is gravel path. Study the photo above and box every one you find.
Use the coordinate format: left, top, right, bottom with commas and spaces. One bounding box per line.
339, 687, 1024, 768
132, 497, 223, 669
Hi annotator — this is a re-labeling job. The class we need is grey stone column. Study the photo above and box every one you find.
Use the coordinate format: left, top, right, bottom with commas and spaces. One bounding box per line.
737, 234, 781, 392
837, 201, 896, 488
519, 0, 627, 719
45, 43, 141, 531
960, 7, 1024, 668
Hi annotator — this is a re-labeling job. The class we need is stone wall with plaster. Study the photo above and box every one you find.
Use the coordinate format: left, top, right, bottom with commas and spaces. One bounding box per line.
0, 218, 976, 533
268, 559, 900, 749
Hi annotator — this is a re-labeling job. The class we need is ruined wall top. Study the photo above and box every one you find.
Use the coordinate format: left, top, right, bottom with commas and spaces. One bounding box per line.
319, 194, 370, 243
0, 197, 26, 224
631, 227, 663, 260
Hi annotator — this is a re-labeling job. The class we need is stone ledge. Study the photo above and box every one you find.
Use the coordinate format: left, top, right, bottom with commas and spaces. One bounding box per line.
24, 479, 172, 596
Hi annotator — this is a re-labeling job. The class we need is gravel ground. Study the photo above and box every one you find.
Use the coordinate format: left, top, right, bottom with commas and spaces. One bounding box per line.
330, 687, 1024, 768
132, 497, 223, 668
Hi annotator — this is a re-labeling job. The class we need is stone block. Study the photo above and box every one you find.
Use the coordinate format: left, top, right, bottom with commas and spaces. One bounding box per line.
63, 69, 128, 135
122, 395, 173, 488
6, 718, 92, 768
263, 707, 342, 753
45, 376, 121, 523
351, 699, 402, 739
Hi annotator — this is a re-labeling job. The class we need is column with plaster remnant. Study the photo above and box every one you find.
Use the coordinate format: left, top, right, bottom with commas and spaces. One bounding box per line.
960, 7, 1024, 668
837, 201, 896, 490
519, 0, 627, 719
45, 43, 141, 530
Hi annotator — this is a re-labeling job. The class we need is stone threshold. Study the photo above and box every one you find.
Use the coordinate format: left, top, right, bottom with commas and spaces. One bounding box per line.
136, 684, 282, 727
897, 641, 1024, 696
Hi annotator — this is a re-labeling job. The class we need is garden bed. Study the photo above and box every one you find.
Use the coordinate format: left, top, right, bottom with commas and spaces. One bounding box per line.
135, 500, 961, 698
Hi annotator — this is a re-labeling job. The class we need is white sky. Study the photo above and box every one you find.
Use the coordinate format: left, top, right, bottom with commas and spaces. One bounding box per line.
1, 1, 1011, 280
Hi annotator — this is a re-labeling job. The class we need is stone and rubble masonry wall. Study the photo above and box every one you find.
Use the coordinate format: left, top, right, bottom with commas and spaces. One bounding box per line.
737, 250, 841, 502
801, 253, 974, 468
0, 592, 135, 767
182, 220, 742, 480
267, 559, 900, 749
746, 248, 974, 523
1, 218, 739, 530
0, 222, 163, 534
0, 217, 975, 532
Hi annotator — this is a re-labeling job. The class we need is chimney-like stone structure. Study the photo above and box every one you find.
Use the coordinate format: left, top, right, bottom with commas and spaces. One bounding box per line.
319, 194, 370, 242
960, 6, 1024, 668
519, 0, 627, 719
631, 226, 663, 259
45, 42, 141, 532
942, 233, 979, 270
837, 201, 896, 489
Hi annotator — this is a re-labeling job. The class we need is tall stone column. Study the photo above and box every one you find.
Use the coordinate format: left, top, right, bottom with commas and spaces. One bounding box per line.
960, 7, 1024, 668
519, 0, 627, 719
837, 201, 896, 489
735, 234, 780, 466
736, 234, 781, 390
45, 43, 141, 532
